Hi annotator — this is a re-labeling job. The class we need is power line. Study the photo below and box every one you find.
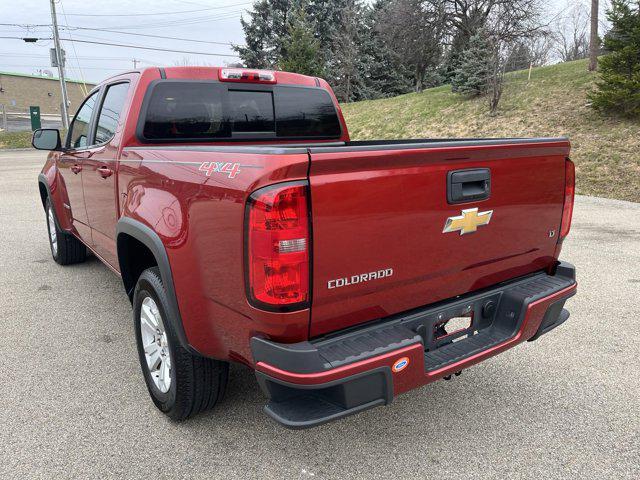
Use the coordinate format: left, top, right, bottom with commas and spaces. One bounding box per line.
0, 10, 246, 33
60, 0, 90, 96
57, 37, 240, 57
0, 63, 137, 71
85, 10, 244, 30
60, 26, 240, 46
0, 22, 244, 47
49, 0, 70, 128
60, 1, 250, 17
0, 52, 153, 62
0, 35, 240, 57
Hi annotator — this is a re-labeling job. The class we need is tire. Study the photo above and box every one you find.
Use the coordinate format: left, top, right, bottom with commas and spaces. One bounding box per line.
45, 198, 86, 265
133, 267, 229, 420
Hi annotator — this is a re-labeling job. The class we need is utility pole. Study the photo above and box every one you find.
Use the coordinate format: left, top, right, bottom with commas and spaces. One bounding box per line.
588, 0, 599, 72
132, 58, 139, 69
50, 0, 70, 129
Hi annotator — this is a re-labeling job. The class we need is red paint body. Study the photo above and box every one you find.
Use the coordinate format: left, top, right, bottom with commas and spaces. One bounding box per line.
40, 67, 574, 399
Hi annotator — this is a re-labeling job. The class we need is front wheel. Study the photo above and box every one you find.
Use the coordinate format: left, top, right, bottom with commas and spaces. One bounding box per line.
45, 198, 86, 265
133, 267, 229, 420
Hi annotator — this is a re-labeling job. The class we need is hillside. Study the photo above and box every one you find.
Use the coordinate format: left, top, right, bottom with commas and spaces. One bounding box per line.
342, 59, 639, 203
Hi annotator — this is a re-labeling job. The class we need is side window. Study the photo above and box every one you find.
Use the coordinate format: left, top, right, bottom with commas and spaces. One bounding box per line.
68, 91, 98, 149
95, 83, 129, 145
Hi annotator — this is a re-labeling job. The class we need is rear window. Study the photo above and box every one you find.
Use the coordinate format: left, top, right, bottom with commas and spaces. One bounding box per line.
140, 81, 341, 141
275, 86, 342, 137
228, 90, 275, 133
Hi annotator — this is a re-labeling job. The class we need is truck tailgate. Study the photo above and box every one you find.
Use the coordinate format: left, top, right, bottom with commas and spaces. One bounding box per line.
308, 139, 570, 337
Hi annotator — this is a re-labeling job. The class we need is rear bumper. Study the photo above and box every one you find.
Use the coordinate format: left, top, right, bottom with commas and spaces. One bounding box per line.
253, 262, 577, 429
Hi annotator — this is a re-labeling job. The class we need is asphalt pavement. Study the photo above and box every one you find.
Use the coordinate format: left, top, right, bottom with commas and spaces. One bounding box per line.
1, 114, 63, 133
0, 150, 638, 480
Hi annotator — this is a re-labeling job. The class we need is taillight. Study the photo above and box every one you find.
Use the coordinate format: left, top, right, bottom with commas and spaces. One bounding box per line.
559, 159, 575, 241
245, 181, 310, 311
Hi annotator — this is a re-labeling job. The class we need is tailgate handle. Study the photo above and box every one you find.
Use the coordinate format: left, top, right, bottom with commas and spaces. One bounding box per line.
447, 168, 491, 204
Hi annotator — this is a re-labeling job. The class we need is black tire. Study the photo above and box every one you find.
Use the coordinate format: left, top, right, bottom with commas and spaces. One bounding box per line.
45, 198, 86, 265
133, 267, 229, 421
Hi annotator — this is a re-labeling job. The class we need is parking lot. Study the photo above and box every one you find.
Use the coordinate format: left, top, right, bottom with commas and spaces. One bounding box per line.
0, 150, 638, 479
0, 113, 64, 133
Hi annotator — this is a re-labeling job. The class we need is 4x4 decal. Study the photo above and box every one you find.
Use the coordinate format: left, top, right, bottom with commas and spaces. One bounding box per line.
199, 162, 242, 179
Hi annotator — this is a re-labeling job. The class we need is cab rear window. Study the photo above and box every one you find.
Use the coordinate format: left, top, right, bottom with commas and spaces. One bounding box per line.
140, 81, 341, 141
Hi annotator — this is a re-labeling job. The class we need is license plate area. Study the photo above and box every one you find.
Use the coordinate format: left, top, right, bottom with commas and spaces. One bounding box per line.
411, 292, 503, 351
434, 313, 474, 341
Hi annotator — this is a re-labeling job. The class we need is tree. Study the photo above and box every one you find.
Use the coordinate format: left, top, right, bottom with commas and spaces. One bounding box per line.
554, 2, 590, 62
360, 0, 414, 98
330, 0, 366, 102
437, 0, 544, 110
378, 0, 446, 91
448, 1, 543, 112
589, 0, 600, 71
451, 29, 493, 95
306, 0, 349, 71
589, 0, 640, 117
234, 0, 295, 68
505, 41, 533, 72
280, 7, 325, 76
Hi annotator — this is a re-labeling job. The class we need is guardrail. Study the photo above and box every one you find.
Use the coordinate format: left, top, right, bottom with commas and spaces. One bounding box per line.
0, 107, 64, 133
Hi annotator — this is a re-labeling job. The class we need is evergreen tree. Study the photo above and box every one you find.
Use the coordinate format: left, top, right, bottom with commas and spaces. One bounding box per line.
306, 0, 349, 66
451, 29, 493, 96
331, 0, 367, 102
589, 0, 640, 118
505, 42, 532, 72
280, 7, 326, 76
234, 0, 296, 68
359, 0, 414, 99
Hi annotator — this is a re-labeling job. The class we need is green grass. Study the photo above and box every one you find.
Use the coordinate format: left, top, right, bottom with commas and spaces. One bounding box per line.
0, 131, 33, 149
342, 59, 640, 202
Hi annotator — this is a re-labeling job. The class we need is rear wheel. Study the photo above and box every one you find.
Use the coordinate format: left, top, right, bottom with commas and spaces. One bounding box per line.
45, 198, 86, 265
133, 267, 229, 420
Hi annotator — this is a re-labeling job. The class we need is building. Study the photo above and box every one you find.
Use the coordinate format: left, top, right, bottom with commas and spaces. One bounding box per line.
0, 71, 95, 115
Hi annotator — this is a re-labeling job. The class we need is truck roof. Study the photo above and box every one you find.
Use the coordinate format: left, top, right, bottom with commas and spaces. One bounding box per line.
101, 66, 321, 87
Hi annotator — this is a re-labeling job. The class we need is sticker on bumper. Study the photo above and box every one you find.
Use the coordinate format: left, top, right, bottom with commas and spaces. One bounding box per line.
392, 357, 410, 373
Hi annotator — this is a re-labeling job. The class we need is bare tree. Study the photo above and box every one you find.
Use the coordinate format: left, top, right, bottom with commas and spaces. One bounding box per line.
438, 0, 544, 42
554, 2, 590, 62
172, 57, 213, 67
589, 0, 599, 70
483, 0, 544, 112
527, 33, 554, 66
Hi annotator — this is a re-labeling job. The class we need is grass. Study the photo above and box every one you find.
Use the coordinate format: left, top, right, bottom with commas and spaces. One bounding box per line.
0, 131, 32, 149
341, 59, 640, 203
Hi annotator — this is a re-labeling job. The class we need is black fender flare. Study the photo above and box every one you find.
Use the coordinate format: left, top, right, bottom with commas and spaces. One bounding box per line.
116, 216, 199, 356
37, 173, 51, 209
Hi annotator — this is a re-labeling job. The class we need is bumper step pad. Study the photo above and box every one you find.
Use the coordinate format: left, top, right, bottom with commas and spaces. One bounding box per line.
253, 262, 576, 428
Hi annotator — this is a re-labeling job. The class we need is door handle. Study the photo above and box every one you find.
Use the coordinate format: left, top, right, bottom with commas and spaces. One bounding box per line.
447, 168, 491, 204
97, 166, 113, 178
71, 164, 82, 174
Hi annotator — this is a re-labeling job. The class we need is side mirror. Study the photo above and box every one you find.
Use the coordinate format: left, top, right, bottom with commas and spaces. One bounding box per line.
32, 129, 62, 151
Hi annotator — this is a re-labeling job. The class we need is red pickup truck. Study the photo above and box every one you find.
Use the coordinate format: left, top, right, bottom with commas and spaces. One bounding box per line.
32, 67, 576, 428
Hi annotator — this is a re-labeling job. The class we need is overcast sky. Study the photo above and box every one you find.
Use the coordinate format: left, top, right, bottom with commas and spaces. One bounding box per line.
0, 0, 598, 84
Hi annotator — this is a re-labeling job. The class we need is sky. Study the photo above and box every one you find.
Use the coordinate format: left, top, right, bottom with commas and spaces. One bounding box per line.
0, 0, 599, 85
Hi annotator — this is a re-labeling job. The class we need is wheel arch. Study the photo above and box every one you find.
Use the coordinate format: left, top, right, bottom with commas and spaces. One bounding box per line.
116, 217, 198, 355
37, 175, 49, 209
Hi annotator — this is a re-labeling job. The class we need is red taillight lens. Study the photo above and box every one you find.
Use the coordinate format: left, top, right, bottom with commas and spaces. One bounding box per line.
559, 159, 575, 241
246, 182, 310, 310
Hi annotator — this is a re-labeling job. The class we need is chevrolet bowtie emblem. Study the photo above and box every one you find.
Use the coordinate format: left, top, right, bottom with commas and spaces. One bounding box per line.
443, 208, 493, 235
